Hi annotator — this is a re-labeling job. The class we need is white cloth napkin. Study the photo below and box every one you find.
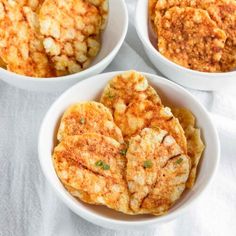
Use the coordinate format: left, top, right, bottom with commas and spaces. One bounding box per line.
0, 1, 236, 235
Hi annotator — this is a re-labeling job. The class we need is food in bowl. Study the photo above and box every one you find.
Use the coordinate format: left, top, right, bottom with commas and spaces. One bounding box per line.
100, 71, 187, 152
149, 0, 236, 72
53, 133, 130, 213
57, 101, 124, 143
52, 71, 205, 216
0, 0, 108, 77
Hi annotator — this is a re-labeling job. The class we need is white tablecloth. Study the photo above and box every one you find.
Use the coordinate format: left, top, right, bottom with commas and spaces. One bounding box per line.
0, 1, 236, 235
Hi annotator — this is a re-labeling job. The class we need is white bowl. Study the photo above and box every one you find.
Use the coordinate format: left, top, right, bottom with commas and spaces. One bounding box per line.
38, 71, 220, 230
0, 0, 128, 93
135, 0, 236, 91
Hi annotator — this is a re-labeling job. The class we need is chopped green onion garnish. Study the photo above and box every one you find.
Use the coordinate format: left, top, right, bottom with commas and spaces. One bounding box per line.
106, 91, 115, 99
80, 117, 85, 124
143, 160, 153, 168
95, 160, 110, 170
102, 164, 110, 170
119, 149, 127, 156
176, 158, 183, 164
95, 160, 103, 167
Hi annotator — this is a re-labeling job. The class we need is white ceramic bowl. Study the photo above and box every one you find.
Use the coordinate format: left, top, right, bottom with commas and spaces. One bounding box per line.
0, 0, 128, 93
38, 71, 220, 230
135, 0, 236, 91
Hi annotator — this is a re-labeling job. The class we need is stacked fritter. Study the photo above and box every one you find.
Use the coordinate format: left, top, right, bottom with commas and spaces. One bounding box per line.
0, 0, 108, 77
149, 0, 236, 72
53, 71, 205, 215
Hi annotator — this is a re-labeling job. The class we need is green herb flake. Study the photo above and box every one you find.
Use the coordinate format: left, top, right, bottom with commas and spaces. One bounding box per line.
119, 149, 127, 156
102, 164, 110, 170
176, 158, 183, 164
95, 160, 110, 170
80, 117, 85, 124
95, 160, 103, 167
143, 160, 153, 168
106, 91, 115, 99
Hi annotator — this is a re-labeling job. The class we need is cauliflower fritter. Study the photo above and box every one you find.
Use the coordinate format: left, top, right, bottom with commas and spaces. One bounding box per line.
126, 128, 190, 215
39, 0, 106, 75
139, 153, 190, 215
150, 0, 236, 72
100, 72, 187, 152
113, 99, 187, 153
0, 0, 108, 76
157, 7, 226, 72
53, 133, 130, 213
100, 70, 162, 114
172, 107, 205, 188
0, 0, 54, 77
57, 101, 123, 143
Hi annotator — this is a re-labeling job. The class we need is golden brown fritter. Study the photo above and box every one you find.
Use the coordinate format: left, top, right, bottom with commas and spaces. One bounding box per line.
172, 108, 205, 188
110, 98, 187, 153
0, 0, 54, 77
57, 101, 123, 143
39, 0, 107, 75
157, 7, 226, 72
126, 128, 190, 215
100, 71, 186, 152
53, 133, 130, 213
0, 0, 108, 76
100, 70, 162, 114
150, 106, 187, 153
171, 107, 195, 129
113, 99, 161, 139
139, 153, 190, 215
151, 0, 236, 72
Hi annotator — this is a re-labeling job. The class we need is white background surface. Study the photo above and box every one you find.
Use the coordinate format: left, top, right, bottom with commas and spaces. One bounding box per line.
0, 1, 236, 235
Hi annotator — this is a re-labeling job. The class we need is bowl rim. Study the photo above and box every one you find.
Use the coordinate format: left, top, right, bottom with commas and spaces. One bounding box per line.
38, 70, 220, 227
0, 0, 128, 82
135, 0, 236, 77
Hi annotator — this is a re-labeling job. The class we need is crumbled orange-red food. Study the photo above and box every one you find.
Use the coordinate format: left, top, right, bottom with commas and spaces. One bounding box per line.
0, 0, 54, 77
157, 7, 227, 72
0, 0, 108, 77
149, 0, 236, 72
39, 0, 106, 75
